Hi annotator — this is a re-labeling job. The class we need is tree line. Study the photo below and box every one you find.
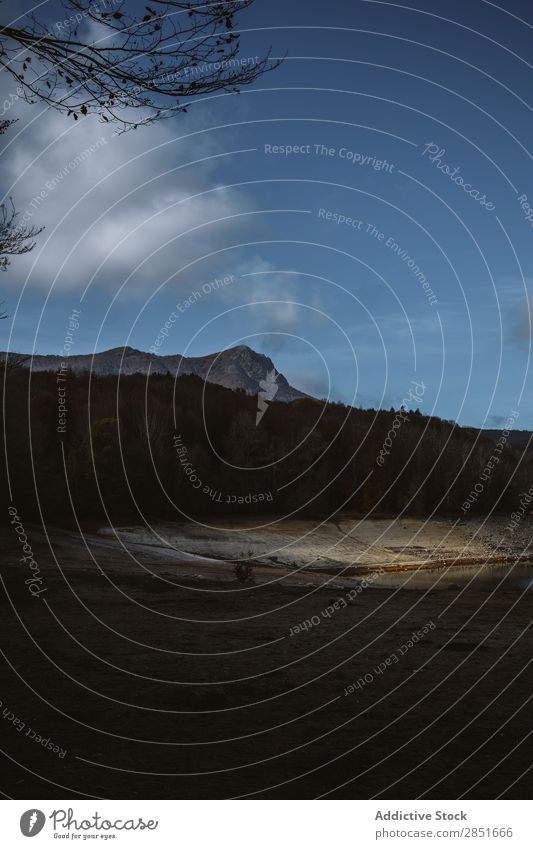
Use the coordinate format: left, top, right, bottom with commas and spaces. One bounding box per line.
1, 367, 531, 525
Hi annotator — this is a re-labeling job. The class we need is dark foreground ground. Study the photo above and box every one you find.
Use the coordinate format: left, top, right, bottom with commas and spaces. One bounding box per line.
0, 526, 532, 799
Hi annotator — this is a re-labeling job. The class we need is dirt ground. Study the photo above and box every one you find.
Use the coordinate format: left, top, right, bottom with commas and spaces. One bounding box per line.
0, 522, 532, 799
98, 514, 529, 573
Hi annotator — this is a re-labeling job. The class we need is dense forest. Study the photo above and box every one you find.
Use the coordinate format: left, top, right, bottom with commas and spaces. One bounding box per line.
1, 366, 531, 525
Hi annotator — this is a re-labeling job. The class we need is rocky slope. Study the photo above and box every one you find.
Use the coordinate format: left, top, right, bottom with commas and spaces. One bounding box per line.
3, 345, 307, 402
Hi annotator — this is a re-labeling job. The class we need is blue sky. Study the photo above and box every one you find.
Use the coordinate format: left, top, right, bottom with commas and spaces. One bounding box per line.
2, 0, 533, 427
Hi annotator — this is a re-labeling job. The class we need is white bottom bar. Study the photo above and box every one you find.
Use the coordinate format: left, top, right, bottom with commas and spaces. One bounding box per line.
1, 800, 530, 848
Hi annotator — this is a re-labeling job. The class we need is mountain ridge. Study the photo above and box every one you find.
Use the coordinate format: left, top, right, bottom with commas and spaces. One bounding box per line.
1, 344, 308, 403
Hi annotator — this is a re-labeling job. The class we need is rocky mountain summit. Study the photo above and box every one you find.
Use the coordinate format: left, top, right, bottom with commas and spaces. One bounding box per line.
5, 345, 307, 402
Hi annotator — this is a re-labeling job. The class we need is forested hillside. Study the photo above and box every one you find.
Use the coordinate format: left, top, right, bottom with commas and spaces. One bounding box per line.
1, 367, 530, 524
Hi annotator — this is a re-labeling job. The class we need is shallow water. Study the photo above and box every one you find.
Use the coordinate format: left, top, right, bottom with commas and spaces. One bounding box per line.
368, 560, 533, 592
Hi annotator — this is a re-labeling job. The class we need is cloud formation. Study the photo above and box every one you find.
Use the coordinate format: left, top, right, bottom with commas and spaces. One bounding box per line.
1, 90, 251, 299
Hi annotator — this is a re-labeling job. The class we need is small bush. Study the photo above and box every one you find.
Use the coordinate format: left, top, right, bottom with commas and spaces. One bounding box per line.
234, 563, 254, 583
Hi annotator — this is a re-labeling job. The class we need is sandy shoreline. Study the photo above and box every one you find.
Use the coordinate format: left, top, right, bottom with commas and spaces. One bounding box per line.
95, 514, 533, 579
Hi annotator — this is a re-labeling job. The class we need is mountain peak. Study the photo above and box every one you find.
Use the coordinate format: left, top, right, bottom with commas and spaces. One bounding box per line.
229, 344, 254, 353
10, 345, 307, 402
107, 346, 142, 355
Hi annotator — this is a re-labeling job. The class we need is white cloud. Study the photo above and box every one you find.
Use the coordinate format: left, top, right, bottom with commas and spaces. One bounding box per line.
218, 256, 329, 352
0, 92, 251, 297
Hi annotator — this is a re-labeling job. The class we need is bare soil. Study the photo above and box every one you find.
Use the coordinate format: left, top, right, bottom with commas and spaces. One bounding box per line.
0, 521, 532, 799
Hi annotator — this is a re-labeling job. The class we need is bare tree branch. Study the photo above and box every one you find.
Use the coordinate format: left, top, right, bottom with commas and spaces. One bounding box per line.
0, 120, 43, 317
0, 199, 43, 281
0, 1, 280, 130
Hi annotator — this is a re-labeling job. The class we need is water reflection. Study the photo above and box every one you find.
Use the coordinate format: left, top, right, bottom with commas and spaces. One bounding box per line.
367, 561, 533, 591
